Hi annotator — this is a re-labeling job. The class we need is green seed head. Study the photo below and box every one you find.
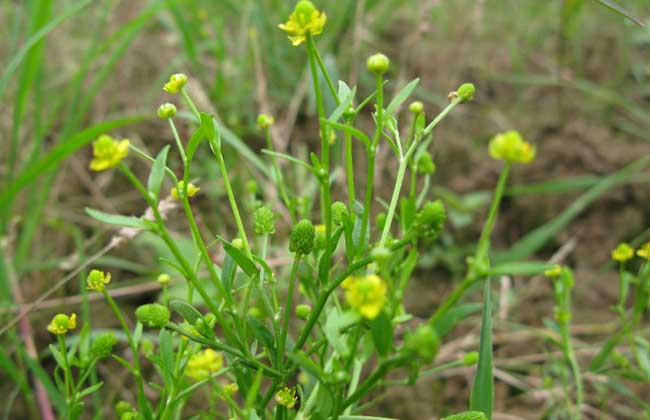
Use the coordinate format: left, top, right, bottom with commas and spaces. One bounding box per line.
289, 219, 315, 255
157, 103, 177, 119
296, 304, 312, 320
404, 324, 440, 362
331, 201, 348, 225
412, 200, 446, 239
254, 206, 276, 236
463, 351, 479, 366
135, 304, 170, 328
92, 332, 118, 359
366, 53, 390, 75
416, 152, 436, 175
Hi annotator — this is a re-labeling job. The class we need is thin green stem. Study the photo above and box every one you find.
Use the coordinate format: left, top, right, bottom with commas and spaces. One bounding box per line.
476, 163, 511, 260
264, 127, 294, 221
313, 44, 340, 105
181, 88, 200, 120
168, 118, 187, 164
279, 256, 301, 369
378, 159, 408, 248
344, 130, 356, 212
341, 355, 408, 410
57, 335, 73, 412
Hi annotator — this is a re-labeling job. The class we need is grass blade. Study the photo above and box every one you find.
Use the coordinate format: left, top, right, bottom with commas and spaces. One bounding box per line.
594, 0, 644, 26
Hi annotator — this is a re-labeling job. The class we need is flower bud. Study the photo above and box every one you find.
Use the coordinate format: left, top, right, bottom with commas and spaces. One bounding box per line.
171, 181, 200, 200
232, 238, 244, 250
331, 201, 348, 225
456, 83, 475, 103
463, 351, 479, 366
370, 246, 391, 263
115, 401, 135, 417
409, 101, 424, 114
163, 73, 188, 94
612, 242, 634, 262
254, 206, 276, 236
157, 273, 171, 286
92, 332, 118, 359
296, 304, 312, 320
257, 113, 275, 128
314, 224, 326, 250
404, 324, 440, 362
366, 53, 390, 75
135, 304, 170, 328
157, 103, 177, 119
289, 219, 315, 255
47, 313, 77, 335
343, 105, 356, 121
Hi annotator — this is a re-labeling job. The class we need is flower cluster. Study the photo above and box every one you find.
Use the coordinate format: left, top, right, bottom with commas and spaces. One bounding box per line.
274, 387, 298, 408
342, 274, 387, 320
47, 313, 77, 335
489, 130, 535, 164
89, 134, 129, 171
185, 349, 223, 381
278, 0, 327, 46
87, 269, 111, 292
171, 181, 200, 200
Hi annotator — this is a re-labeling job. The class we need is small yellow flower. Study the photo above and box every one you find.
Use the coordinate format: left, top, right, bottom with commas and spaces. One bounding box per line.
275, 387, 298, 409
89, 135, 129, 171
612, 242, 634, 262
342, 274, 387, 320
171, 181, 200, 200
544, 265, 563, 278
489, 130, 535, 164
47, 313, 77, 335
163, 73, 188, 94
87, 269, 111, 292
257, 114, 275, 128
636, 242, 650, 260
278, 1, 327, 46
222, 383, 239, 398
185, 349, 223, 381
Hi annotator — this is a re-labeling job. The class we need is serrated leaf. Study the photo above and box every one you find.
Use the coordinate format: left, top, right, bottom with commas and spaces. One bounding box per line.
147, 145, 170, 200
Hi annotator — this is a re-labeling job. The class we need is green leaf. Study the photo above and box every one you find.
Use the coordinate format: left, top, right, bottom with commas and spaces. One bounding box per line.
386, 78, 419, 115
470, 280, 493, 419
441, 412, 488, 420
77, 381, 103, 399
85, 207, 150, 229
246, 316, 276, 357
595, 0, 644, 26
215, 235, 258, 278
489, 261, 552, 277
369, 311, 393, 357
147, 145, 170, 200
433, 303, 482, 338
169, 299, 202, 324
158, 328, 175, 385
324, 309, 361, 357
328, 87, 356, 123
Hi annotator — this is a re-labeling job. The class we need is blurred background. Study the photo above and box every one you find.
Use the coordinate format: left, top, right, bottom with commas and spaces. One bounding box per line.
2, 0, 650, 418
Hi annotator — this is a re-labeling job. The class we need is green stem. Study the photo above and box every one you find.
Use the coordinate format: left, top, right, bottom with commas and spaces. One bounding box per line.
476, 162, 511, 260
358, 74, 385, 257
264, 128, 294, 221
344, 130, 356, 212
57, 335, 73, 413
306, 33, 332, 281
279, 256, 301, 369
168, 118, 187, 164
341, 355, 408, 410
378, 159, 408, 248
181, 88, 200, 120
313, 44, 340, 105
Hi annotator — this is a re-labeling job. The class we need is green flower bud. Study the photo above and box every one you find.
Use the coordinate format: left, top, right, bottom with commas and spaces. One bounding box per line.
163, 73, 188, 94
409, 101, 424, 114
404, 324, 440, 362
157, 273, 171, 286
139, 338, 154, 356
157, 103, 177, 119
342, 105, 356, 121
296, 304, 312, 320
463, 351, 479, 366
135, 304, 170, 328
257, 113, 275, 128
456, 83, 475, 103
412, 200, 446, 238
331, 201, 348, 225
289, 219, 315, 255
116, 401, 135, 416
204, 313, 217, 328
232, 238, 244, 250
254, 206, 276, 236
328, 370, 350, 384
366, 53, 390, 75
416, 152, 436, 175
441, 412, 488, 420
91, 332, 118, 359
370, 246, 391, 263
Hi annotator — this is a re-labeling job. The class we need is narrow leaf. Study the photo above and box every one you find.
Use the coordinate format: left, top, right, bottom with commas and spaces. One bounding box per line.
85, 207, 150, 229
470, 280, 493, 419
386, 78, 420, 115
147, 145, 170, 200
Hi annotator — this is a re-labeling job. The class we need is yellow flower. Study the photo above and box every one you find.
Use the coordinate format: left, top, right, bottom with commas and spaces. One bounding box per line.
342, 274, 387, 320
171, 181, 200, 200
185, 349, 223, 380
278, 1, 327, 46
274, 387, 298, 408
163, 73, 188, 94
489, 130, 535, 164
612, 242, 634, 262
636, 242, 650, 260
89, 135, 129, 171
87, 269, 111, 292
543, 265, 563, 278
47, 313, 77, 335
